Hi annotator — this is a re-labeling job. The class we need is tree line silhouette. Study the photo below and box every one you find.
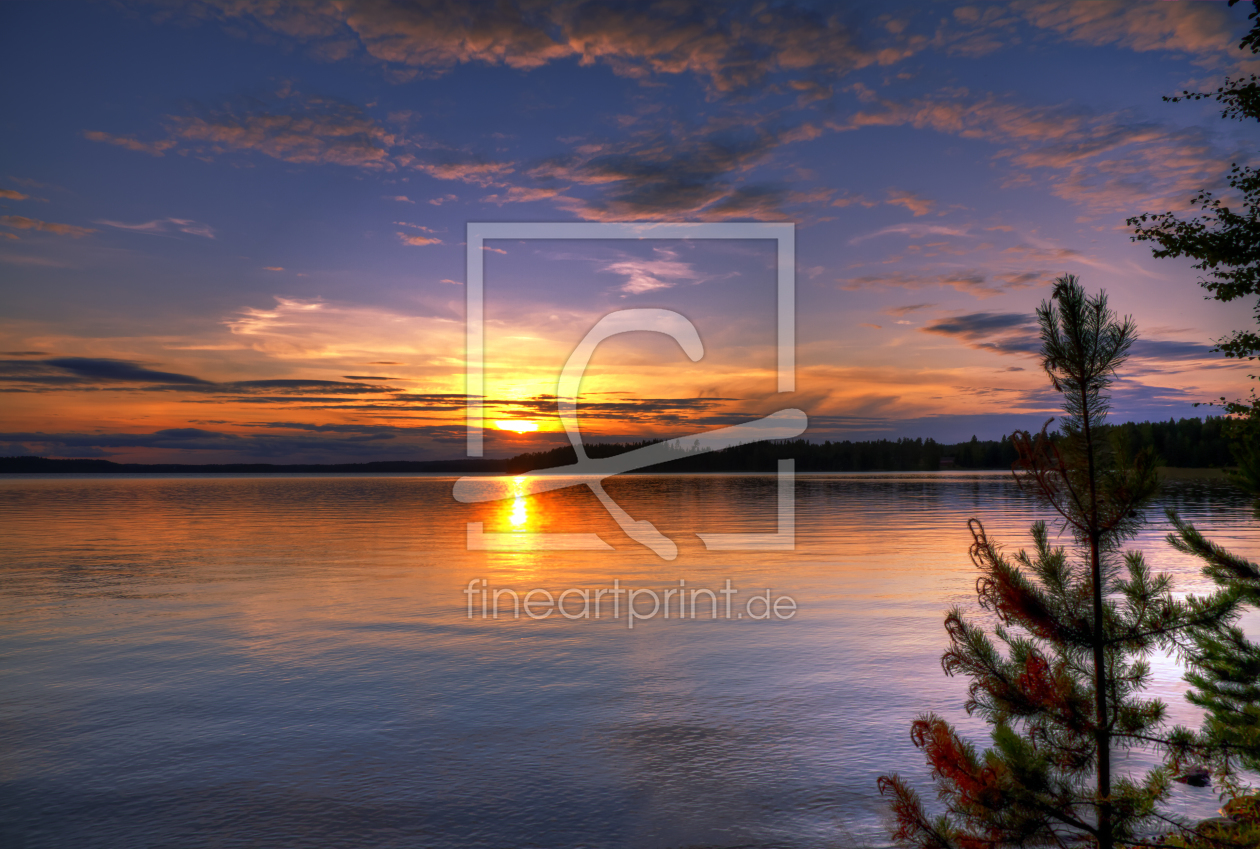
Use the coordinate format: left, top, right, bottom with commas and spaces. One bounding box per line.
504, 415, 1236, 474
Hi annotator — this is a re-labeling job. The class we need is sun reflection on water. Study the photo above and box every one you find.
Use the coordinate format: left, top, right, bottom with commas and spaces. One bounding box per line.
508, 475, 529, 528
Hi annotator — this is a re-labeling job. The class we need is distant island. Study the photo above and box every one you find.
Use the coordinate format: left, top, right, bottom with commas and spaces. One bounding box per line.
0, 416, 1235, 475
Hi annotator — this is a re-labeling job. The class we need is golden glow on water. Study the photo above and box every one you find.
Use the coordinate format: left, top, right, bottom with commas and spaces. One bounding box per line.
508, 475, 529, 529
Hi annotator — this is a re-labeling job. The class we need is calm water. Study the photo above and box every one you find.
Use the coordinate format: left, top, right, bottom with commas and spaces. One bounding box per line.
1, 473, 1256, 848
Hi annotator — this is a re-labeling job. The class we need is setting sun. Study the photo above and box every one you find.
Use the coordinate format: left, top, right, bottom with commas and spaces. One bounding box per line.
495, 420, 539, 433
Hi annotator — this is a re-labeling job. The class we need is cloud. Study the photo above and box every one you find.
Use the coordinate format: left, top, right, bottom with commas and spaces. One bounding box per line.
76, 2, 1259, 233
849, 223, 970, 243
174, 1, 929, 95
0, 189, 29, 200
97, 217, 216, 238
1130, 338, 1220, 361
481, 186, 567, 205
993, 271, 1047, 288
942, 1, 1251, 71
884, 189, 935, 216
0, 216, 95, 237
529, 120, 817, 220
225, 379, 397, 394
1016, 1, 1240, 62
882, 303, 936, 317
603, 249, 709, 294
222, 296, 465, 364
831, 90, 1235, 216
0, 357, 214, 387
0, 425, 435, 461
396, 232, 442, 246
88, 88, 515, 184
172, 94, 399, 169
87, 88, 405, 171
921, 311, 1223, 362
841, 271, 1040, 298
410, 160, 514, 185
478, 392, 742, 425
921, 312, 1041, 355
83, 47, 832, 222
47, 357, 215, 384
831, 192, 878, 208
82, 130, 177, 156
790, 79, 834, 106
0, 357, 428, 407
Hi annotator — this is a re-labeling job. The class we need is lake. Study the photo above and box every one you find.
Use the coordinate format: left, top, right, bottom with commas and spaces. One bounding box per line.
1, 472, 1256, 848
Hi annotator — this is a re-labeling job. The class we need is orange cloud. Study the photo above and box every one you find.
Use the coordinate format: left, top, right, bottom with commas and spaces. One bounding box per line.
885, 189, 935, 216
411, 161, 514, 186
170, 99, 398, 170
481, 186, 566, 205
832, 92, 1234, 216
83, 130, 177, 156
167, 1, 933, 94
839, 257, 1056, 299
1017, 0, 1239, 61
0, 216, 95, 237
396, 232, 442, 246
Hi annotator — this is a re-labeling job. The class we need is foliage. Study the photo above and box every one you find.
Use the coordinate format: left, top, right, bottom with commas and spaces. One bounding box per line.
1168, 514, 1260, 784
1127, 0, 1260, 499
504, 420, 1236, 475
1110, 418, 1235, 470
877, 277, 1249, 849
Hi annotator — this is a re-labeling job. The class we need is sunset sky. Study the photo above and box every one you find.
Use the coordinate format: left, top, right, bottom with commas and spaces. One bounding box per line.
1, 0, 1256, 463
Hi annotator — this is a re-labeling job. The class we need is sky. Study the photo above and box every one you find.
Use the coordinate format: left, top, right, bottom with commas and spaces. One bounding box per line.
0, 0, 1257, 464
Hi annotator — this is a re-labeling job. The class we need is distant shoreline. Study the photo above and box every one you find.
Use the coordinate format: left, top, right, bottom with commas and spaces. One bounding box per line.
0, 456, 1237, 478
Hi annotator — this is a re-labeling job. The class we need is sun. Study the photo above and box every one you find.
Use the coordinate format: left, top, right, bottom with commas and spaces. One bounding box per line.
495, 420, 539, 433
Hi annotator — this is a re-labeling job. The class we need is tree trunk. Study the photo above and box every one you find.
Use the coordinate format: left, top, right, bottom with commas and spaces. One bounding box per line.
1092, 529, 1112, 849
1082, 394, 1112, 849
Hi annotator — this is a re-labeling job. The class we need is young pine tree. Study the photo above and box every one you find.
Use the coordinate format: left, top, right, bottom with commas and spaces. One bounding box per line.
878, 277, 1248, 849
